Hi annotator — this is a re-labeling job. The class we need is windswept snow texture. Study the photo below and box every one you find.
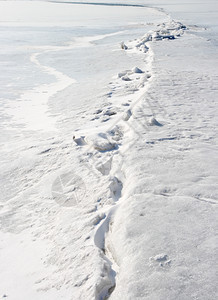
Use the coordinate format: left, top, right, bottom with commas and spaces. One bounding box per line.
0, 0, 218, 300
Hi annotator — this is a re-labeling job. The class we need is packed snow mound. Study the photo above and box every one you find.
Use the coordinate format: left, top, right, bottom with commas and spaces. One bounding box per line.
85, 133, 117, 152
120, 41, 128, 50
153, 20, 187, 41
117, 71, 128, 78
121, 75, 131, 81
135, 33, 152, 48
122, 109, 132, 121
73, 135, 87, 146
148, 117, 163, 126
132, 66, 143, 74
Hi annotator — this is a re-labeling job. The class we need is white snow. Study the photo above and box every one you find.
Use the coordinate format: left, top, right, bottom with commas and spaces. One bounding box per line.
0, 0, 218, 300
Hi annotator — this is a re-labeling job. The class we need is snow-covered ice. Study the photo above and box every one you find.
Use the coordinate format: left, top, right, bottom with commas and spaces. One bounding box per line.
0, 0, 218, 299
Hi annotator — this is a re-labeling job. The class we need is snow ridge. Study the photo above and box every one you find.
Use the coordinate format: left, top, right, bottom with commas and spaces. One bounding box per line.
73, 19, 187, 299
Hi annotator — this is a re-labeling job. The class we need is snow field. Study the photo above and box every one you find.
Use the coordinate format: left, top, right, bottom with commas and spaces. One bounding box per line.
71, 19, 191, 299
0, 1, 218, 299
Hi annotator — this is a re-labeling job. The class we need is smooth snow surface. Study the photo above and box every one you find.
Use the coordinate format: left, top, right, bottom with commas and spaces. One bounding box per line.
0, 1, 218, 300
